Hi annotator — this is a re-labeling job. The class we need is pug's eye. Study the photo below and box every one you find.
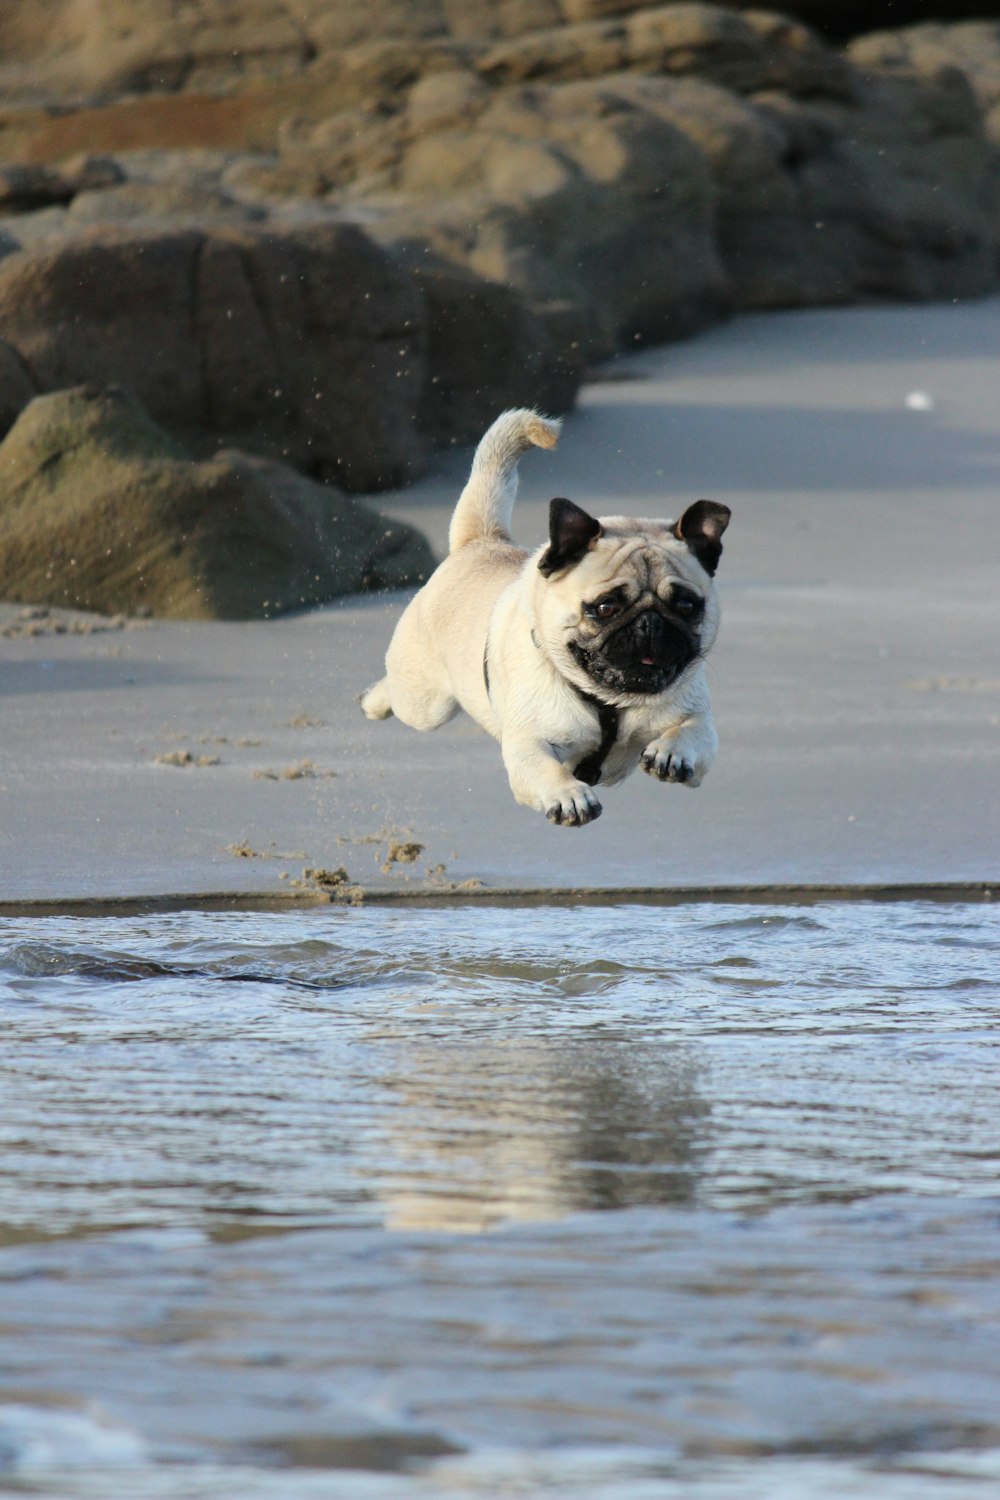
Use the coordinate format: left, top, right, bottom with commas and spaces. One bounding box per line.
595, 600, 620, 620
672, 593, 702, 618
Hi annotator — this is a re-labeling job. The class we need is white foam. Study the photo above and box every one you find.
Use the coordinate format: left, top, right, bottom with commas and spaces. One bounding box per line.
0, 1402, 145, 1474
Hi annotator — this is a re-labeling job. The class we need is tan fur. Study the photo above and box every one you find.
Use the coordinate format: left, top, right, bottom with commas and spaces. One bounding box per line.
361, 410, 728, 827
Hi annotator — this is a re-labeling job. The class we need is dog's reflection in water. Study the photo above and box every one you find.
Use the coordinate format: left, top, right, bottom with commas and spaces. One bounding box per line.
377, 1042, 708, 1233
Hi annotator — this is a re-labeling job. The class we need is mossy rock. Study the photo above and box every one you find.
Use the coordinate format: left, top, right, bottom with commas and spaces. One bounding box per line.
0, 385, 435, 619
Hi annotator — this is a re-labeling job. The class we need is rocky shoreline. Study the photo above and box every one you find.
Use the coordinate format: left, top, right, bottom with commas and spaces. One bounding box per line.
1, 3, 999, 617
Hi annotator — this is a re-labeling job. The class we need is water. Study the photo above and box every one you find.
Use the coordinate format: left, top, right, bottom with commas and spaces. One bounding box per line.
1, 900, 999, 1499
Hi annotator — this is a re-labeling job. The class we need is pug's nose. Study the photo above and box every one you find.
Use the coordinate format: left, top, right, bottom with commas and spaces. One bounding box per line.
635, 612, 663, 647
635, 610, 663, 663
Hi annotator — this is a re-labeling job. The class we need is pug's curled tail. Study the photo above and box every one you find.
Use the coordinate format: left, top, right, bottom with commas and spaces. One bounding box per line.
448, 408, 561, 554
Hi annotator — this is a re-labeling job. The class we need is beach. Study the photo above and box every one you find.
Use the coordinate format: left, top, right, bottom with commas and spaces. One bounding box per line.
2, 297, 999, 907
3, 293, 1000, 1499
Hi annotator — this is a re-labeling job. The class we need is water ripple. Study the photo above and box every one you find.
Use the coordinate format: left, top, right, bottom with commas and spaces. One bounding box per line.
1, 902, 999, 1496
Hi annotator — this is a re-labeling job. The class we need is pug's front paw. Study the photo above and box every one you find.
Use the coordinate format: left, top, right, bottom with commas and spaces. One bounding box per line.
641, 743, 706, 786
545, 782, 603, 827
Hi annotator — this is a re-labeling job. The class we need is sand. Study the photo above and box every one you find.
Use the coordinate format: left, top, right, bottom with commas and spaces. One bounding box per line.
2, 298, 999, 907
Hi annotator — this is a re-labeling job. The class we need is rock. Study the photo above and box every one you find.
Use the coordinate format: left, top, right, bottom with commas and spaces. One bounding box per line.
5, 1, 997, 115
0, 216, 583, 486
477, 4, 858, 98
58, 154, 129, 193
405, 68, 492, 134
0, 338, 37, 438
599, 65, 999, 310
0, 165, 76, 214
0, 223, 428, 491
0, 0, 312, 105
356, 4, 999, 336
0, 156, 127, 215
375, 77, 728, 351
0, 386, 436, 619
0, 2, 997, 456
850, 21, 1000, 146
64, 177, 265, 229
410, 262, 585, 445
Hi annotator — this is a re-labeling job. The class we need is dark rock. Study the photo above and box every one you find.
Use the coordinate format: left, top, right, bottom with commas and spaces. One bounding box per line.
351, 8, 999, 335
0, 218, 583, 504
850, 21, 1000, 146
411, 262, 585, 445
0, 338, 37, 437
377, 77, 728, 351
0, 386, 436, 619
0, 157, 126, 216
0, 165, 77, 214
730, 5, 1000, 44
0, 223, 428, 491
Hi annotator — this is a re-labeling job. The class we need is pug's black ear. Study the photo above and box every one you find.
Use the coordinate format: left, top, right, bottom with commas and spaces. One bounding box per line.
539, 498, 603, 577
672, 500, 731, 576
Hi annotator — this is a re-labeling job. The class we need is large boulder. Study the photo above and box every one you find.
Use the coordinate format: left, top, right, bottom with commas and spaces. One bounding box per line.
0, 219, 583, 478
0, 223, 427, 492
251, 6, 999, 340
850, 21, 1000, 147
377, 79, 727, 353
410, 262, 585, 446
300, 27, 990, 337
0, 385, 435, 619
601, 65, 999, 309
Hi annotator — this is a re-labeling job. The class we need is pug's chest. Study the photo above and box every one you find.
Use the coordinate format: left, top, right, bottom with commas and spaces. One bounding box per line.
585, 734, 644, 787
562, 715, 653, 788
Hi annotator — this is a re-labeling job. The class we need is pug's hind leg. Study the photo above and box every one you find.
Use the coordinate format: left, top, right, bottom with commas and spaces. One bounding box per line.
361, 658, 458, 731
360, 677, 393, 720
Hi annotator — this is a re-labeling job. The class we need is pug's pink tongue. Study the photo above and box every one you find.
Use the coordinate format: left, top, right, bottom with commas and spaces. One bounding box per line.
641, 656, 655, 665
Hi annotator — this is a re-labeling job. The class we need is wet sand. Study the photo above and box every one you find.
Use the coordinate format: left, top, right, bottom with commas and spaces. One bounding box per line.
2, 299, 999, 905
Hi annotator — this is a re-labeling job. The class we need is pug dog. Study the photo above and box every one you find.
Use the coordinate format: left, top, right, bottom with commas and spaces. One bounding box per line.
361, 408, 730, 826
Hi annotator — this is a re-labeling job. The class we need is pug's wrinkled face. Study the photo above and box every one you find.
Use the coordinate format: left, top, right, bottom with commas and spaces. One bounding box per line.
534, 497, 730, 700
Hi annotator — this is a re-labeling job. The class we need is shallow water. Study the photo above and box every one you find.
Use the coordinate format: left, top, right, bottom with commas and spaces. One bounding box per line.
1, 901, 998, 1498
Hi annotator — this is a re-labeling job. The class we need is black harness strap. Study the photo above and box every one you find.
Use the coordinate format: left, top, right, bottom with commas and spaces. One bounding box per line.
572, 693, 620, 786
483, 640, 620, 787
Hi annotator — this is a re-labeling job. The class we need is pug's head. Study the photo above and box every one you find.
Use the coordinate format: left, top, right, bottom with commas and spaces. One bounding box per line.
532, 497, 731, 701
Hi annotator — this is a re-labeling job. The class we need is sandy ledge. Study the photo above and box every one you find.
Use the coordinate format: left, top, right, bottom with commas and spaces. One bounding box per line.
2, 299, 999, 906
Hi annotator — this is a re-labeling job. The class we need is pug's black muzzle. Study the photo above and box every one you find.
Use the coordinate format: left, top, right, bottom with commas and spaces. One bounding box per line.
571, 609, 698, 695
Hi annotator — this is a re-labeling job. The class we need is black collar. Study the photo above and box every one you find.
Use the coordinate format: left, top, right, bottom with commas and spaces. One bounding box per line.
483, 641, 620, 787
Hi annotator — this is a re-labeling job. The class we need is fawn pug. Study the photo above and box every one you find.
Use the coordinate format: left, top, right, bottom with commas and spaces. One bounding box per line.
361, 409, 730, 826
